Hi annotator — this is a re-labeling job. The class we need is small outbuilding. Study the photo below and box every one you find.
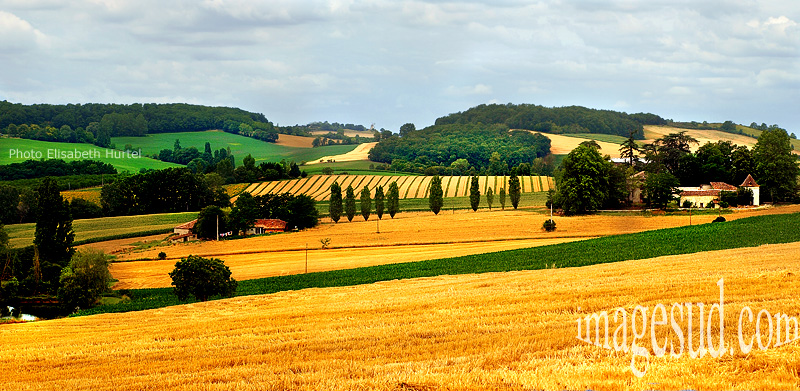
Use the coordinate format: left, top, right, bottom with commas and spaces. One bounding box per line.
245, 219, 288, 235
171, 219, 197, 242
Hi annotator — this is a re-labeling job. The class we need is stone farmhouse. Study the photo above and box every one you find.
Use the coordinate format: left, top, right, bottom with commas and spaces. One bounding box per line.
678, 174, 760, 208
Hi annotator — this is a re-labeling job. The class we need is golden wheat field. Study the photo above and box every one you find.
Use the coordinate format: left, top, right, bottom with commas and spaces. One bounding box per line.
105, 205, 800, 290
3, 241, 799, 390
305, 142, 378, 164
538, 132, 624, 158
233, 175, 555, 202
642, 125, 759, 152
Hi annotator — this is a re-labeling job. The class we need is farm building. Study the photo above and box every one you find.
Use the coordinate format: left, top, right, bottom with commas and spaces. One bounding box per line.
678, 175, 760, 208
246, 219, 288, 235
171, 219, 197, 242
628, 171, 647, 204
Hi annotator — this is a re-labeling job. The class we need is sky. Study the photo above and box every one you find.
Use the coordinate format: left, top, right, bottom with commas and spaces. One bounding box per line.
1, 0, 798, 133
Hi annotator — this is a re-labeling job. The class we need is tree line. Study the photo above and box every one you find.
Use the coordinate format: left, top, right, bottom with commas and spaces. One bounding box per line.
0, 159, 116, 181
432, 103, 665, 139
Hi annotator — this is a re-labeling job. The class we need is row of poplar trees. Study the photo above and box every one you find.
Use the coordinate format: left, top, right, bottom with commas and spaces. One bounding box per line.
328, 173, 524, 221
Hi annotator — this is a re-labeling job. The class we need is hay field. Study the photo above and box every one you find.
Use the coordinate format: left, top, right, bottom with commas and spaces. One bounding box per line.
3, 241, 799, 390
106, 205, 800, 289
275, 134, 315, 148
240, 175, 554, 201
531, 132, 624, 158
642, 125, 759, 152
305, 142, 378, 164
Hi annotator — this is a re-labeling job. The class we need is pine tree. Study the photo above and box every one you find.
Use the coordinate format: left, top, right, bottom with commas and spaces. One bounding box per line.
345, 185, 356, 222
387, 181, 400, 218
469, 176, 480, 211
329, 181, 342, 223
509, 173, 522, 209
375, 185, 385, 219
428, 175, 443, 215
360, 186, 372, 221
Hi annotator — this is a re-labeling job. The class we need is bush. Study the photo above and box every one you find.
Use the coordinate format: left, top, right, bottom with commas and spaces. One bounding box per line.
682, 200, 693, 208
542, 219, 557, 232
158, 251, 167, 260
169, 255, 237, 301
57, 248, 112, 311
712, 216, 726, 223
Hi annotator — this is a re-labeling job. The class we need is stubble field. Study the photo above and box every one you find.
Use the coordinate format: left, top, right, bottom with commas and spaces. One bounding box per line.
3, 239, 798, 390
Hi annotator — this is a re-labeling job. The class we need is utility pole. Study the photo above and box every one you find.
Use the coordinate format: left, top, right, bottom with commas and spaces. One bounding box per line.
305, 243, 308, 273
377, 217, 380, 233
216, 214, 219, 241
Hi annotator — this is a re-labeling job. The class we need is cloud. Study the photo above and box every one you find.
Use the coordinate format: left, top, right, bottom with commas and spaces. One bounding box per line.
444, 84, 493, 96
0, 11, 49, 52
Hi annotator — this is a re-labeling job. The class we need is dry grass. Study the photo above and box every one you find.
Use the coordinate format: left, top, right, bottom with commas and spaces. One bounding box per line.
276, 134, 315, 148
3, 241, 799, 390
642, 125, 760, 152
305, 142, 378, 164
535, 132, 624, 158
104, 205, 800, 289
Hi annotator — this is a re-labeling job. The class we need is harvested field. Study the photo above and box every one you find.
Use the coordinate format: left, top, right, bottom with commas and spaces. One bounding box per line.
275, 134, 315, 148
106, 205, 800, 289
4, 241, 799, 389
528, 131, 624, 158
305, 142, 377, 164
643, 125, 758, 152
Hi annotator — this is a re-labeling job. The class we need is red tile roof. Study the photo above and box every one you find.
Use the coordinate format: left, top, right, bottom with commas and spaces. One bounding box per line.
709, 182, 737, 191
174, 219, 197, 230
681, 190, 720, 197
740, 174, 759, 187
254, 219, 287, 230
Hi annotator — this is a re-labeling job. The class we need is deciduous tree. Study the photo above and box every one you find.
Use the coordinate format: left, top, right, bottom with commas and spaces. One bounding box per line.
754, 127, 799, 202
169, 255, 237, 302
554, 144, 610, 215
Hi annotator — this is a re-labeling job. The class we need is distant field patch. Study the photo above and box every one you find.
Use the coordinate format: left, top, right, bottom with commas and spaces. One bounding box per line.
111, 130, 358, 164
0, 138, 180, 172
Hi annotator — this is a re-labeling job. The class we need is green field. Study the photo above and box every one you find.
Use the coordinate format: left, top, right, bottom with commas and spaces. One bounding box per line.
5, 211, 198, 248
563, 133, 630, 144
112, 130, 358, 164
74, 212, 800, 316
0, 138, 180, 172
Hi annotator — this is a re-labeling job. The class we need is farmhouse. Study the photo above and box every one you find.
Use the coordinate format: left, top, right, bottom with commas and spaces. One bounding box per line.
246, 219, 288, 235
678, 175, 760, 208
171, 219, 197, 242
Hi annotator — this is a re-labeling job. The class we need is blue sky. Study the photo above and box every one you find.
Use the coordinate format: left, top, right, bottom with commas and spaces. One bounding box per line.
1, 0, 798, 133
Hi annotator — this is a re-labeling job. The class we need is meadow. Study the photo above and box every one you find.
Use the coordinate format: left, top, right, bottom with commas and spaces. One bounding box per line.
5, 211, 198, 248
111, 130, 358, 164
0, 138, 179, 172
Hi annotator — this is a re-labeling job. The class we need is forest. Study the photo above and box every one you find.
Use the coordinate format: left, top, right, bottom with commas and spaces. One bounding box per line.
433, 103, 666, 139
368, 123, 551, 174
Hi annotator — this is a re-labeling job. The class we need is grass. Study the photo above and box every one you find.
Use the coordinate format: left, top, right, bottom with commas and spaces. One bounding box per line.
0, 138, 180, 173
112, 130, 358, 164
74, 212, 800, 316
5, 211, 198, 248
563, 133, 630, 145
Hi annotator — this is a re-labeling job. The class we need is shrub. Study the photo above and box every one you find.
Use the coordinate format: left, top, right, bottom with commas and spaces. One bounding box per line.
169, 255, 237, 301
158, 251, 167, 260
712, 216, 726, 223
542, 219, 557, 232
682, 200, 693, 208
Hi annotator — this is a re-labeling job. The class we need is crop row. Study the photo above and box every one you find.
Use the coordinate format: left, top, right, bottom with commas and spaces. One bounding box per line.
237, 175, 554, 201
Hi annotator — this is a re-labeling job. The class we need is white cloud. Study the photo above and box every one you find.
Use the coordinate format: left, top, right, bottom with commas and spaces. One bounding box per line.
444, 84, 493, 96
0, 11, 49, 52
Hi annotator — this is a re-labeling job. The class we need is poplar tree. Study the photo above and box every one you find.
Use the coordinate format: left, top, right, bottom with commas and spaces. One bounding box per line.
469, 176, 480, 211
329, 181, 342, 223
360, 186, 372, 221
428, 175, 443, 215
387, 181, 400, 218
345, 185, 356, 222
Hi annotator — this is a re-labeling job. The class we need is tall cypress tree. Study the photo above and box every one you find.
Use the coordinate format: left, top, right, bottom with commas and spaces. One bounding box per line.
428, 175, 443, 215
33, 177, 75, 291
360, 186, 372, 221
329, 181, 342, 223
345, 185, 356, 222
499, 187, 506, 210
486, 187, 494, 210
509, 173, 522, 209
387, 181, 400, 218
469, 176, 480, 211
374, 185, 385, 219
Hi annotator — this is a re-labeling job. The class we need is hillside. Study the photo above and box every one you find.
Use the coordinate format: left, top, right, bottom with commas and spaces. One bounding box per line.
0, 137, 180, 172
111, 130, 358, 164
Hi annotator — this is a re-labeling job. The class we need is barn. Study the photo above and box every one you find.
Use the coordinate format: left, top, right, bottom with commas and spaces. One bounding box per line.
246, 219, 288, 235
